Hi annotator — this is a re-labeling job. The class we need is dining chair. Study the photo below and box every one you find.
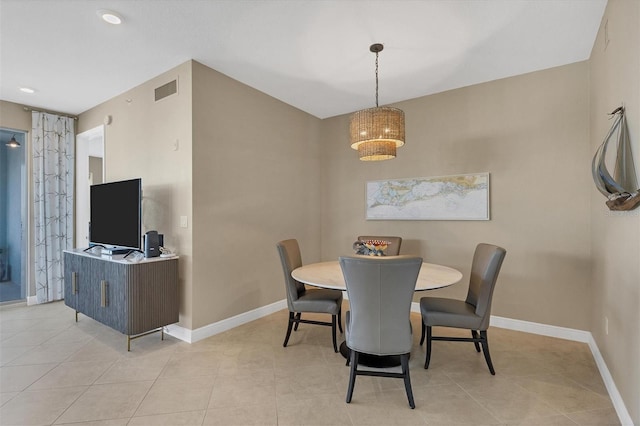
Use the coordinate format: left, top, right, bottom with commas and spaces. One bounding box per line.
419, 243, 506, 375
339, 255, 423, 409
276, 239, 343, 352
357, 235, 402, 255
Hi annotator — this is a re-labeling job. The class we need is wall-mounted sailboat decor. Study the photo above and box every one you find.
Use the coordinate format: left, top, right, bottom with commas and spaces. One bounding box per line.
592, 106, 640, 211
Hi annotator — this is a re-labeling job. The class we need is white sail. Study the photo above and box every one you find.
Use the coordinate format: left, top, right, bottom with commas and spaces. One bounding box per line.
613, 113, 638, 192
591, 107, 640, 211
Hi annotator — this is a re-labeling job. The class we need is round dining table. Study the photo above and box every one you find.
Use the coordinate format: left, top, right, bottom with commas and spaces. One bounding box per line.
291, 258, 463, 367
292, 259, 463, 292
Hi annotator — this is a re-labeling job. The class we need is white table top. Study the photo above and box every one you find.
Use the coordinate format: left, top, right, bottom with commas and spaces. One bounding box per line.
292, 259, 463, 291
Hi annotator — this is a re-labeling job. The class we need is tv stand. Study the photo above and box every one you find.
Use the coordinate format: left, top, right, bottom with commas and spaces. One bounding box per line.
63, 249, 179, 350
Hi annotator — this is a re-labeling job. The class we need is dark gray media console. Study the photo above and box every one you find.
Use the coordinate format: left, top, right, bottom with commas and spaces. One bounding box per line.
63, 249, 179, 350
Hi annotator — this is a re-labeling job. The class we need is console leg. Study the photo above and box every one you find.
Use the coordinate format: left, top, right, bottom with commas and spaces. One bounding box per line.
127, 327, 164, 351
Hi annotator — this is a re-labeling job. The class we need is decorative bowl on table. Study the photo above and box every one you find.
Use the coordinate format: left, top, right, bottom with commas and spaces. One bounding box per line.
353, 239, 389, 256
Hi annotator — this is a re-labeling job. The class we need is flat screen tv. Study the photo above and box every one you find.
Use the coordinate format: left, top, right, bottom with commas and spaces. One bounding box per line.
89, 178, 142, 253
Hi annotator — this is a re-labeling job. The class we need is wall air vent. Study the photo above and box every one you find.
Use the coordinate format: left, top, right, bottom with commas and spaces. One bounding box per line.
155, 79, 178, 102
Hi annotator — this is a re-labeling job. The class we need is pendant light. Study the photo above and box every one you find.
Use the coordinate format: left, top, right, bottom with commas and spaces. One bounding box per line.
349, 43, 405, 161
6, 134, 20, 148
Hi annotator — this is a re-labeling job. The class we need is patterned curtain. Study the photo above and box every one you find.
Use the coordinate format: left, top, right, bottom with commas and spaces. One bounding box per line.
32, 112, 75, 303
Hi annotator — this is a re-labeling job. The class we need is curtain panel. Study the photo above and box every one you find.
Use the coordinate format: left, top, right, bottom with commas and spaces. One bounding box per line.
32, 112, 75, 303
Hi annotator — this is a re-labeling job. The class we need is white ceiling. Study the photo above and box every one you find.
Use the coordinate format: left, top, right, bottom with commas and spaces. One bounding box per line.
0, 0, 607, 119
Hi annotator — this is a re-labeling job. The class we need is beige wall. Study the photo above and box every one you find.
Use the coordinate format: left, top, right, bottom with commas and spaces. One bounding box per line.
589, 0, 640, 423
320, 62, 592, 330
77, 59, 322, 331
191, 61, 322, 329
78, 62, 194, 328
0, 101, 31, 132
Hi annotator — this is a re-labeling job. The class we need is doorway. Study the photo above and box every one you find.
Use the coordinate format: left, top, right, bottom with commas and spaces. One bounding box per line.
0, 128, 27, 304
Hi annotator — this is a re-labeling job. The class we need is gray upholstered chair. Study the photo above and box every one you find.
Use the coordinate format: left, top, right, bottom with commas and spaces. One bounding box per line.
419, 243, 506, 375
357, 235, 402, 255
339, 255, 422, 409
276, 239, 343, 352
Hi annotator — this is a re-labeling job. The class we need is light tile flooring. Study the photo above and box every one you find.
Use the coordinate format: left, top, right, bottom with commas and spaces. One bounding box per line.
0, 301, 620, 426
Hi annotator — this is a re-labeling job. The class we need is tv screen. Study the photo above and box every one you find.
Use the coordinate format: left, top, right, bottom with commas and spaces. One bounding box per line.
89, 178, 142, 252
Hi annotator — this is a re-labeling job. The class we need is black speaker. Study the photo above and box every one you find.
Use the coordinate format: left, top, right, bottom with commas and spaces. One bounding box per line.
144, 231, 160, 258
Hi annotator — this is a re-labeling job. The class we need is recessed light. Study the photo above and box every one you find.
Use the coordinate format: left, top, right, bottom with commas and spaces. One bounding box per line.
19, 87, 35, 94
97, 9, 123, 25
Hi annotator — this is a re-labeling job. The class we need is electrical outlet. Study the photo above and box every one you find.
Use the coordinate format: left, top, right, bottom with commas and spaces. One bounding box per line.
605, 316, 609, 335
180, 216, 188, 228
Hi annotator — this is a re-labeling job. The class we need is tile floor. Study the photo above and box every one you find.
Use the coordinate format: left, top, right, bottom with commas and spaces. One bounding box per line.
0, 301, 621, 425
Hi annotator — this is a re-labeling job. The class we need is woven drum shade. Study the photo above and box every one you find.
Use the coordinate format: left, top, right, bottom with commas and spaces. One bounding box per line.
350, 107, 405, 161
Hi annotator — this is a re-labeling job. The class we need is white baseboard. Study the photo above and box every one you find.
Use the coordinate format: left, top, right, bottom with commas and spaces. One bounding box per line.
27, 296, 37, 306
489, 314, 632, 426
489, 315, 592, 342
412, 304, 632, 425
167, 300, 632, 425
164, 299, 287, 343
587, 334, 634, 426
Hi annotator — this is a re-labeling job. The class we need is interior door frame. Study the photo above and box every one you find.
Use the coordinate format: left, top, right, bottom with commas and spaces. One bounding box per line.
76, 125, 105, 249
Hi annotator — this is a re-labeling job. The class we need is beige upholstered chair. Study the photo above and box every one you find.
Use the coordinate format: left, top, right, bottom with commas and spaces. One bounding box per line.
357, 235, 402, 255
419, 243, 506, 374
276, 239, 343, 352
339, 255, 422, 409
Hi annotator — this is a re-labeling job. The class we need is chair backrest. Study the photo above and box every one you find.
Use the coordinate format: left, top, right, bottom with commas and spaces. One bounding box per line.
357, 236, 402, 256
276, 239, 306, 310
465, 243, 507, 330
339, 255, 422, 356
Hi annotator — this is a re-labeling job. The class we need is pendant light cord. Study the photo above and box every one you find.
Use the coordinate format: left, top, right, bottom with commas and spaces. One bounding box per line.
375, 51, 379, 107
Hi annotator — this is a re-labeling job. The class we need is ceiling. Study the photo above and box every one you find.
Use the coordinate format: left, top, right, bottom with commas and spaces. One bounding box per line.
0, 0, 607, 119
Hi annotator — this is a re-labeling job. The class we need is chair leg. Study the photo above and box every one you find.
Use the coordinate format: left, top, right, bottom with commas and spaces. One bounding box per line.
424, 326, 432, 369
471, 330, 481, 352
337, 308, 343, 334
331, 315, 338, 352
400, 353, 415, 409
479, 330, 495, 375
293, 312, 302, 331
283, 312, 295, 347
346, 350, 359, 403
419, 320, 425, 345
